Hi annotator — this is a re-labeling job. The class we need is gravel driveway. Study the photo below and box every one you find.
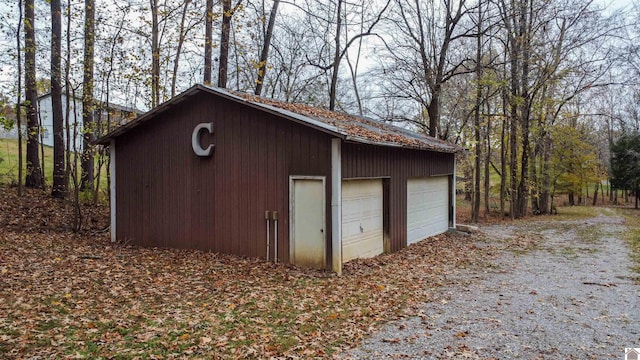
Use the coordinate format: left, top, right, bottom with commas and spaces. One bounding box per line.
342, 209, 640, 359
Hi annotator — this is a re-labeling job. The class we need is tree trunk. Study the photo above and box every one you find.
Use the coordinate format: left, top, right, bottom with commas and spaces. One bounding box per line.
65, 0, 72, 195
517, 114, 530, 216
472, 6, 482, 223
254, 0, 280, 96
539, 137, 551, 214
150, 0, 160, 105
516, 0, 530, 218
484, 96, 492, 219
24, 0, 43, 189
171, 0, 191, 98
39, 110, 46, 190
509, 107, 517, 219
592, 182, 598, 206
16, 0, 24, 196
427, 94, 440, 138
71, 90, 82, 232
204, 0, 213, 84
81, 0, 95, 192
329, 0, 343, 111
344, 2, 365, 117
51, 0, 66, 198
218, 0, 232, 88
500, 66, 508, 219
529, 144, 538, 214
508, 34, 519, 219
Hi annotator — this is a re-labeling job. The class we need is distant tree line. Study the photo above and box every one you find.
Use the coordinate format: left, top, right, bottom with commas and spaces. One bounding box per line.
1, 0, 639, 223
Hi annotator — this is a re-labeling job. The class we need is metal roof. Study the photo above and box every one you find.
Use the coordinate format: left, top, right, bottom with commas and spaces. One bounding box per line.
38, 92, 142, 115
96, 84, 461, 153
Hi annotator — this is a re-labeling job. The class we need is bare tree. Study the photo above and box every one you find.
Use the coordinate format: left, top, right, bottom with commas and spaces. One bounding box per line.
24, 0, 43, 189
204, 0, 214, 84
150, 0, 160, 105
81, 0, 96, 192
300, 0, 390, 110
171, 0, 202, 97
496, 0, 619, 217
254, 0, 281, 96
385, 0, 474, 138
472, 0, 483, 223
218, 0, 244, 88
16, 0, 24, 196
51, 0, 66, 198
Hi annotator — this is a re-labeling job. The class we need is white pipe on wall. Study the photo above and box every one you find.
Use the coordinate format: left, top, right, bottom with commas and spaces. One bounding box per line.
265, 211, 270, 261
273, 211, 278, 263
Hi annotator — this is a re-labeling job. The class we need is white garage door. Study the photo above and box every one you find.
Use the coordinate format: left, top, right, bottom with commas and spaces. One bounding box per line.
342, 179, 384, 262
407, 176, 449, 245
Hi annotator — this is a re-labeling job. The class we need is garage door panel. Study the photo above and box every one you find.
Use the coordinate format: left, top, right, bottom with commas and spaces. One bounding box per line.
342, 180, 383, 262
407, 177, 449, 245
343, 229, 384, 260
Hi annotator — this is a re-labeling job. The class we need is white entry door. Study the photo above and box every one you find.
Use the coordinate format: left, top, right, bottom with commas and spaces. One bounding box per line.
341, 179, 384, 262
407, 176, 449, 245
290, 177, 326, 269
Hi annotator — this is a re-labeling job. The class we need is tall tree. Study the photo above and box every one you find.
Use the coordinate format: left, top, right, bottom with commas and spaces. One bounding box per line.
218, 0, 232, 88
171, 0, 193, 97
254, 0, 280, 96
24, 0, 43, 189
16, 0, 24, 196
81, 0, 95, 191
51, 0, 66, 198
302, 0, 390, 110
610, 133, 640, 208
386, 0, 473, 138
328, 0, 344, 111
204, 0, 214, 84
472, 0, 483, 223
150, 0, 160, 105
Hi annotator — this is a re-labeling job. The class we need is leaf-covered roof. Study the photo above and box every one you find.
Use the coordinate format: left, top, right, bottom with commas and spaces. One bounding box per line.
97, 84, 461, 154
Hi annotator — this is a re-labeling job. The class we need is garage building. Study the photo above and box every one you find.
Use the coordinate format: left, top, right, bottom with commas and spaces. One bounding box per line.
97, 84, 460, 274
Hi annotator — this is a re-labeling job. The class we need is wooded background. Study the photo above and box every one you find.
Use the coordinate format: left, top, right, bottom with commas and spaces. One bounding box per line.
1, 0, 639, 224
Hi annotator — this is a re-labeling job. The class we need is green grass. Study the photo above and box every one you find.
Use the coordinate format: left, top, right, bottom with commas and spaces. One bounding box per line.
548, 206, 598, 221
576, 225, 603, 243
0, 138, 108, 191
614, 207, 640, 274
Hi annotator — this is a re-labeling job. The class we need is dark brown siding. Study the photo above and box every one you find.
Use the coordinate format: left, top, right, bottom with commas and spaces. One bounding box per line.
115, 92, 332, 263
342, 142, 454, 252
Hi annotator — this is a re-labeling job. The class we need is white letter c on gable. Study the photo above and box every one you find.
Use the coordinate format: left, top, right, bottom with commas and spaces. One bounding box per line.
192, 122, 214, 157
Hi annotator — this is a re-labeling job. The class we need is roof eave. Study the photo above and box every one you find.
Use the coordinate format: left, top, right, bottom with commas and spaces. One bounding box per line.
344, 136, 459, 153
196, 85, 345, 139
95, 84, 346, 145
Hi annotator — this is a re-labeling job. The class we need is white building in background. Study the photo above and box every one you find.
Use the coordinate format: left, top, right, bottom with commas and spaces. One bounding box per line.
38, 93, 140, 150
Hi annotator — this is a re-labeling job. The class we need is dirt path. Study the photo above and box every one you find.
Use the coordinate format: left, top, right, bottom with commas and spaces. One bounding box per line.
342, 209, 640, 359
